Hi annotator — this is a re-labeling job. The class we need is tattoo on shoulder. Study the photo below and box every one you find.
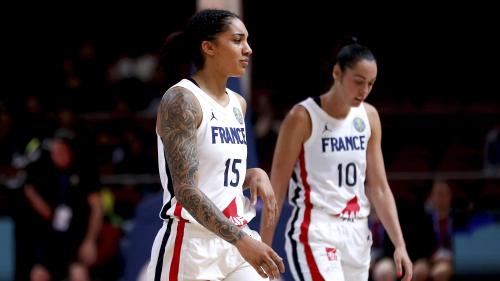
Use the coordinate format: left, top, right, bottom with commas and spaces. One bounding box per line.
158, 87, 244, 244
158, 87, 200, 188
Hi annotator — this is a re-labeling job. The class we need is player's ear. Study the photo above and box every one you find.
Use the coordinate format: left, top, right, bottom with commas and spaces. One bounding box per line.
332, 64, 341, 81
201, 40, 216, 57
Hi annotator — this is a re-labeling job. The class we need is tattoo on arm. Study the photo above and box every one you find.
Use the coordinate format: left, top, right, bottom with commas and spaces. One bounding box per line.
158, 88, 244, 244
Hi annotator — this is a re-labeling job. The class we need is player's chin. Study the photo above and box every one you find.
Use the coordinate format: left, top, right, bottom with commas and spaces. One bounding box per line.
351, 100, 363, 107
231, 68, 247, 77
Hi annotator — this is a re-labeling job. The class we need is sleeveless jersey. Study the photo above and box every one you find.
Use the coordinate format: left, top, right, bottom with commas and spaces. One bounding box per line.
289, 97, 371, 219
157, 79, 254, 227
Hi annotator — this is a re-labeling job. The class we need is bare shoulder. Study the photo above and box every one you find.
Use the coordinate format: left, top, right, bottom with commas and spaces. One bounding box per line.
284, 104, 311, 125
363, 102, 378, 115
363, 102, 382, 134
157, 86, 202, 133
233, 92, 248, 114
280, 103, 312, 141
160, 86, 199, 110
363, 102, 379, 119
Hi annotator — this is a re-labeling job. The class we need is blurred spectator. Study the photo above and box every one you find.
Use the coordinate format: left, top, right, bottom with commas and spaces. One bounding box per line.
0, 103, 17, 185
371, 180, 454, 281
141, 31, 194, 117
423, 180, 454, 281
111, 127, 155, 174
55, 40, 110, 114
370, 203, 433, 281
23, 134, 102, 281
484, 127, 500, 175
251, 88, 279, 172
369, 211, 396, 281
108, 53, 158, 83
16, 95, 52, 146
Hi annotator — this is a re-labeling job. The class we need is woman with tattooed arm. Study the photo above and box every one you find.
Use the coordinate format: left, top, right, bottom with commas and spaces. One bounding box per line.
146, 9, 284, 281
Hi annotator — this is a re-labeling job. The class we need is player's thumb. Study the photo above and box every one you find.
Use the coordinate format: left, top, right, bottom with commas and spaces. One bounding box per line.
251, 189, 257, 206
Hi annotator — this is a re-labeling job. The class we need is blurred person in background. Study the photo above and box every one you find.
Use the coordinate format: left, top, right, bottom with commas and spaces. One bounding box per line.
422, 180, 454, 281
371, 180, 454, 281
23, 133, 102, 281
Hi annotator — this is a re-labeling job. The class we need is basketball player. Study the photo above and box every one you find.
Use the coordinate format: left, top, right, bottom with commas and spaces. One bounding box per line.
146, 9, 284, 281
260, 42, 413, 281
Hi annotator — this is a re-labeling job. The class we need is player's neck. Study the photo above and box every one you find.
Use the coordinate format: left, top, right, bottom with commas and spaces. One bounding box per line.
323, 88, 350, 119
191, 71, 228, 100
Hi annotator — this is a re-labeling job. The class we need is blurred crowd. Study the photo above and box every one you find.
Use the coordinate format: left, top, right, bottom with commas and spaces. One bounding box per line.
1, 11, 500, 281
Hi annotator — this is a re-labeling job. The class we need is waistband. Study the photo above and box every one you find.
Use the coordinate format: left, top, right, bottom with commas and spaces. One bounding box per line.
312, 207, 368, 223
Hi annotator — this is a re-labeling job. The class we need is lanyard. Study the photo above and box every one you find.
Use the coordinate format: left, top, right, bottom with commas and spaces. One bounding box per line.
431, 209, 452, 249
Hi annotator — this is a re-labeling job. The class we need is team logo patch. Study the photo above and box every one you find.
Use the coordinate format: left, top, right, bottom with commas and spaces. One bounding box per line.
353, 117, 365, 132
233, 107, 244, 124
325, 247, 337, 261
210, 111, 217, 121
323, 123, 332, 133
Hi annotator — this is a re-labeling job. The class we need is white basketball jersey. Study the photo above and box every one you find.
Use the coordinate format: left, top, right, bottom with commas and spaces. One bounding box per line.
157, 79, 254, 227
289, 97, 371, 219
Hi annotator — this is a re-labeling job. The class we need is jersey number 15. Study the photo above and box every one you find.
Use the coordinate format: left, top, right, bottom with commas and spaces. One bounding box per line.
224, 158, 242, 187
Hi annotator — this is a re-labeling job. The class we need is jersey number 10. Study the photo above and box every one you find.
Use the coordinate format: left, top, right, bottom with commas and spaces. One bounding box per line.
337, 162, 357, 187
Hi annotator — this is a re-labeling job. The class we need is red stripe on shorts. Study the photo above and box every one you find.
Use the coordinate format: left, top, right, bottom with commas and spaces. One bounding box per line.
169, 220, 186, 281
298, 149, 325, 281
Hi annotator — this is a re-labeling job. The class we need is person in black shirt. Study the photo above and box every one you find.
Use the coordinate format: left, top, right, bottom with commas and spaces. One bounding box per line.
24, 135, 102, 281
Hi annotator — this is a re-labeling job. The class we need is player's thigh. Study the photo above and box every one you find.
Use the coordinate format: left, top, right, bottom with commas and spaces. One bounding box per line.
341, 220, 372, 281
285, 237, 346, 281
285, 214, 346, 280
343, 262, 369, 281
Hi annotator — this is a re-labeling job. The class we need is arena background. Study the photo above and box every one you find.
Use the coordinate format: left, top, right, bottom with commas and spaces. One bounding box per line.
1, 1, 499, 280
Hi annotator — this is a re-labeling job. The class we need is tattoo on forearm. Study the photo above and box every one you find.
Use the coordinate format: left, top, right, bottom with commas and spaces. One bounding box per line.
177, 187, 244, 243
158, 88, 244, 244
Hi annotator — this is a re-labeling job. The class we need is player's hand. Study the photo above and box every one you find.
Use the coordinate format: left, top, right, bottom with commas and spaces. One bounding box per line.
394, 246, 413, 281
235, 234, 285, 280
245, 168, 278, 226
